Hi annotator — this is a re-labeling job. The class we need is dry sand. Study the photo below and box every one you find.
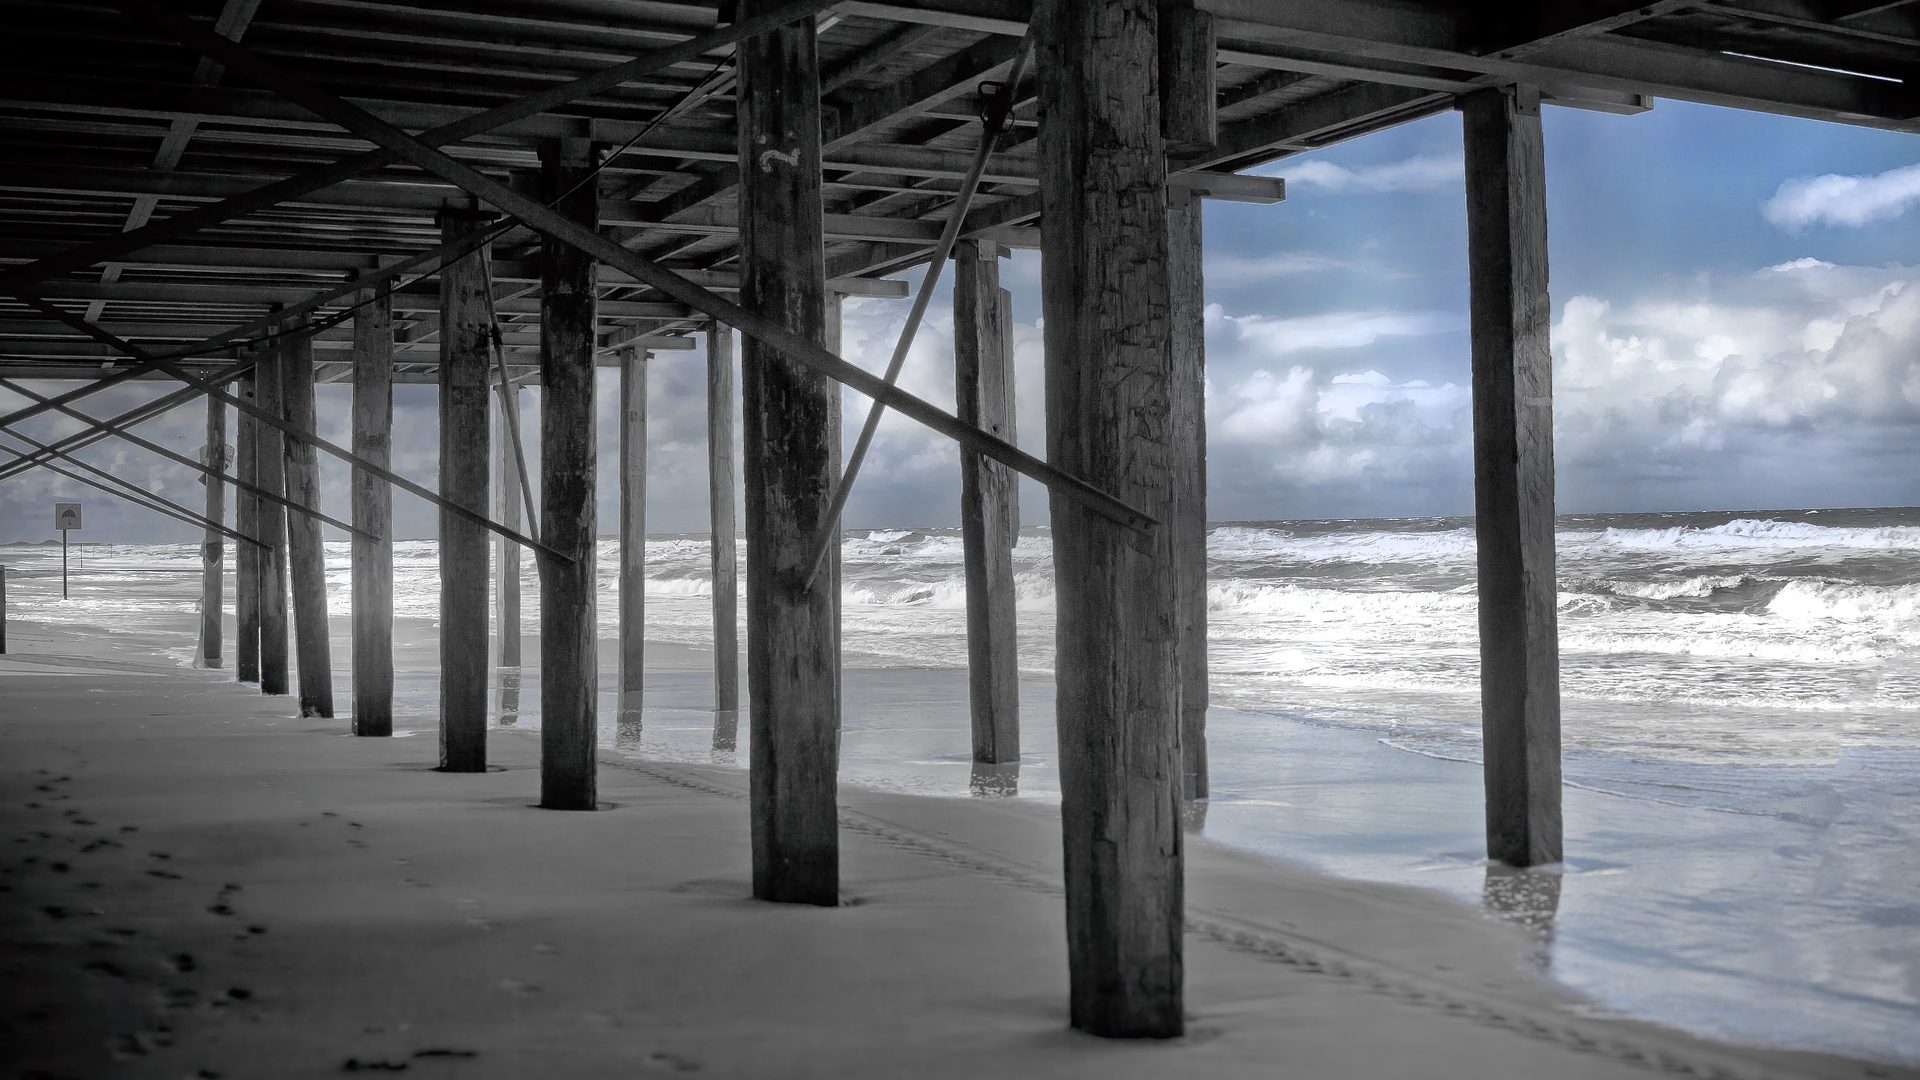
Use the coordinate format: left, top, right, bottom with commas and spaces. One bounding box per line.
2, 619, 1907, 1080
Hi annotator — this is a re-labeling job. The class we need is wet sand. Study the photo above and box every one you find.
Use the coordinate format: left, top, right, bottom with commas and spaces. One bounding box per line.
2, 616, 1907, 1079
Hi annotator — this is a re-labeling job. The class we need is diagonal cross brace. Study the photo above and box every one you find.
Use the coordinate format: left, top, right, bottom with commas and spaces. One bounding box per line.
0, 0, 835, 293
11, 293, 565, 561
0, 356, 256, 481
0, 219, 508, 430
0, 376, 367, 540
128, 3, 1159, 537
0, 426, 267, 551
0, 447, 249, 547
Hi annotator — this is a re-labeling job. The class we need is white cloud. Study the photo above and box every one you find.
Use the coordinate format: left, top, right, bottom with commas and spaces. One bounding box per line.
1762, 162, 1920, 229
1204, 251, 1354, 281
1276, 152, 1463, 194
1209, 304, 1460, 354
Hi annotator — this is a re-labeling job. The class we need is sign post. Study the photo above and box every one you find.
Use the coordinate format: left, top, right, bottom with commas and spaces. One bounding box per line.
54, 503, 81, 599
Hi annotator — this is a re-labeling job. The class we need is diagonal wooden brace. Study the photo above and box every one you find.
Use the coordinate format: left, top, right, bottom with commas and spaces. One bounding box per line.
10, 293, 566, 561
128, 3, 1159, 537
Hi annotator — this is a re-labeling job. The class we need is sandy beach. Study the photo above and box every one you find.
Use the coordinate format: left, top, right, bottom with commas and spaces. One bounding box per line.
3, 603, 1911, 1079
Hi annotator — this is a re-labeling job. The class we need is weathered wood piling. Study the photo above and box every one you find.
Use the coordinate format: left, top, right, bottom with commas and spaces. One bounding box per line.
951, 240, 1020, 766
280, 316, 334, 719
197, 392, 225, 668
737, 0, 841, 906
351, 277, 394, 737
619, 344, 647, 709
437, 210, 495, 771
234, 359, 260, 684
537, 137, 601, 811
1462, 85, 1563, 868
706, 322, 739, 716
1035, 0, 1186, 1037
253, 327, 290, 697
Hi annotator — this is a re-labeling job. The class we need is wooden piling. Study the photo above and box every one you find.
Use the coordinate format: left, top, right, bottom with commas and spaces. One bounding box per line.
1168, 190, 1209, 800
537, 138, 601, 811
254, 328, 290, 697
234, 360, 260, 684
1035, 0, 1185, 1037
952, 240, 1020, 765
619, 345, 648, 704
494, 379, 522, 672
438, 209, 494, 771
351, 277, 394, 737
197, 392, 226, 667
280, 315, 334, 718
1461, 85, 1563, 868
707, 322, 739, 714
738, 2, 840, 905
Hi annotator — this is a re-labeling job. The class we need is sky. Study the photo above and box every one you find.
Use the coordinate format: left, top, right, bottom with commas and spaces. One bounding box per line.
3, 99, 1920, 544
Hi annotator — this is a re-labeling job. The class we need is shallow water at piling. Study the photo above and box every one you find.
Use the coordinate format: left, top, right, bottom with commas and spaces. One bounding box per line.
4, 505, 1917, 1062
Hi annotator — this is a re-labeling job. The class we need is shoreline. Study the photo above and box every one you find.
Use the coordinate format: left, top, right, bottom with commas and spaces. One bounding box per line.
4, 617, 1908, 1079
5, 559, 1917, 1065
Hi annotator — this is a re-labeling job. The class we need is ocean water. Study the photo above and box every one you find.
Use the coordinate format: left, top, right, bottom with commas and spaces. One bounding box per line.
6, 506, 1918, 1062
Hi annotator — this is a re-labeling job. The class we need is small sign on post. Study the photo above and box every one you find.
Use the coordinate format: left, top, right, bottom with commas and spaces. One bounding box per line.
54, 502, 80, 599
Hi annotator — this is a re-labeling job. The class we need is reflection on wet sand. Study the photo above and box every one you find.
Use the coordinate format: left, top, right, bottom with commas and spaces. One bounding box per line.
711, 708, 739, 757
616, 693, 644, 750
968, 760, 1019, 797
1482, 863, 1563, 970
495, 667, 521, 726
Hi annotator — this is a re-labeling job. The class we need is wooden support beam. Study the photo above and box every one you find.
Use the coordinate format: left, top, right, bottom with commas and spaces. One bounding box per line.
1159, 5, 1218, 154
131, 6, 1155, 537
1461, 86, 1563, 869
1168, 190, 1209, 802
951, 240, 1019, 766
235, 359, 260, 684
494, 382, 523, 673
13, 0, 836, 292
619, 345, 648, 705
279, 313, 335, 719
197, 394, 226, 668
438, 210, 495, 772
706, 322, 739, 715
352, 279, 395, 737
538, 138, 602, 811
738, 3, 840, 906
254, 334, 290, 697
1035, 0, 1184, 1038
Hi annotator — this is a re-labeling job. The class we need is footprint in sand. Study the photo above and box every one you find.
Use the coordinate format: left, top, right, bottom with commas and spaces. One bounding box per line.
170, 953, 196, 974
497, 977, 540, 995
645, 1050, 703, 1072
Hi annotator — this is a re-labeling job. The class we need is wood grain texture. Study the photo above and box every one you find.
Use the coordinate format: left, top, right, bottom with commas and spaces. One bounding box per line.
494, 381, 522, 672
197, 392, 225, 668
619, 346, 648, 698
952, 241, 1020, 765
253, 332, 290, 697
234, 362, 259, 684
537, 139, 600, 811
1158, 5, 1217, 155
437, 211, 493, 771
1035, 0, 1185, 1038
706, 323, 739, 715
351, 281, 394, 737
1461, 85, 1563, 868
1168, 190, 1209, 801
280, 316, 334, 718
738, 2, 840, 906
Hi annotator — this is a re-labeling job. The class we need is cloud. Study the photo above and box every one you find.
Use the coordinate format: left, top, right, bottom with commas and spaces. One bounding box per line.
1204, 251, 1355, 281
1275, 152, 1463, 194
1762, 161, 1920, 229
1552, 266, 1920, 472
1209, 304, 1460, 354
